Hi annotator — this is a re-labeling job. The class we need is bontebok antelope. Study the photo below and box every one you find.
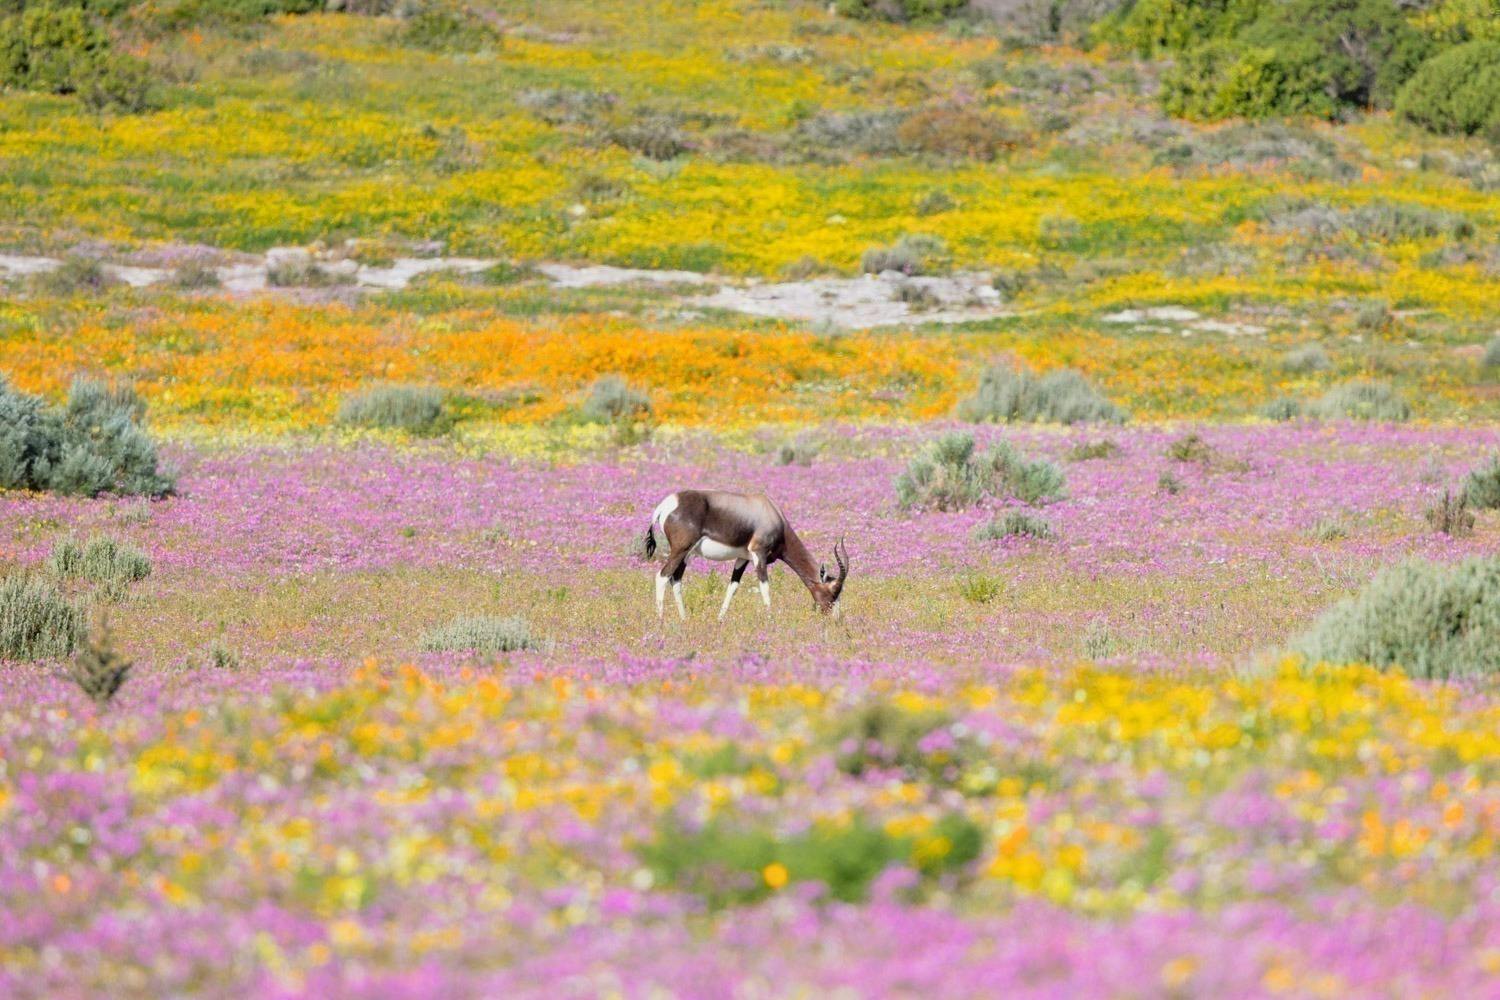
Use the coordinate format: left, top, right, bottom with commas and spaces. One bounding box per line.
644, 491, 848, 621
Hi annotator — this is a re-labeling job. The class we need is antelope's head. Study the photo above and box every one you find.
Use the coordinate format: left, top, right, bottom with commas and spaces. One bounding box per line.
814, 537, 849, 618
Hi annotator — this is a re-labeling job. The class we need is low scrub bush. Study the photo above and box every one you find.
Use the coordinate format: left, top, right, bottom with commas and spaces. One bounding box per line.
1483, 337, 1500, 370
956, 364, 1125, 425
1464, 456, 1500, 510
1294, 557, 1500, 679
1425, 490, 1475, 538
1260, 396, 1302, 421
51, 535, 150, 596
167, 260, 221, 290
0, 376, 173, 498
1166, 433, 1250, 473
1396, 41, 1500, 136
266, 258, 353, 288
1280, 345, 1331, 374
974, 510, 1053, 541
861, 234, 951, 276
336, 384, 449, 434
420, 615, 538, 654
833, 0, 968, 23
581, 375, 651, 424
30, 257, 116, 296
1309, 380, 1411, 422
397, 0, 500, 52
0, 573, 86, 661
956, 573, 1005, 603
895, 433, 1065, 511
67, 617, 131, 707
1262, 198, 1474, 243
775, 435, 820, 467
895, 104, 1016, 161
1311, 517, 1348, 542
1157, 470, 1184, 495
641, 810, 981, 909
1067, 439, 1119, 461
607, 116, 692, 160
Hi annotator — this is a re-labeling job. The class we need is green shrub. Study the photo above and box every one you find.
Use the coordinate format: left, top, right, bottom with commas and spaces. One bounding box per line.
1067, 439, 1120, 461
1294, 557, 1500, 679
956, 573, 1005, 603
336, 384, 449, 434
1161, 39, 1335, 120
1280, 345, 1331, 374
1262, 198, 1474, 243
641, 810, 981, 909
1311, 517, 1348, 541
580, 375, 651, 423
1483, 337, 1500, 369
397, 0, 500, 52
1464, 456, 1500, 509
607, 116, 691, 160
30, 257, 116, 296
266, 258, 353, 288
67, 617, 131, 707
420, 615, 538, 654
834, 0, 968, 24
1260, 396, 1302, 421
51, 535, 150, 595
0, 572, 86, 661
775, 436, 820, 466
860, 234, 951, 276
974, 509, 1054, 541
1396, 41, 1500, 136
955, 365, 1126, 425
1157, 470, 1184, 494
0, 376, 173, 498
1309, 380, 1411, 421
0, 2, 153, 111
167, 261, 220, 290
1425, 489, 1475, 537
895, 433, 1065, 511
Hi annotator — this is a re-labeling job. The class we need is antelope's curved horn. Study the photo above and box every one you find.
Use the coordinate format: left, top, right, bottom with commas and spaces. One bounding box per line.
831, 536, 849, 598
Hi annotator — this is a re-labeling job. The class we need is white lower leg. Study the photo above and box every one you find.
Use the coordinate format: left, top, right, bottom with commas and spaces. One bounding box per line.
718, 581, 739, 620
758, 579, 771, 608
672, 581, 686, 620
655, 574, 667, 619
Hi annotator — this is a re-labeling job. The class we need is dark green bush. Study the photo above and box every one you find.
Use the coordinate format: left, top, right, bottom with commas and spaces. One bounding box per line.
0, 2, 153, 111
1294, 557, 1500, 679
1396, 41, 1500, 136
397, 0, 500, 53
1161, 39, 1334, 120
834, 0, 969, 24
0, 376, 173, 498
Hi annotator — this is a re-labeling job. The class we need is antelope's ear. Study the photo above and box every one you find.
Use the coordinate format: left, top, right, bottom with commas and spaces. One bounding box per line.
819, 563, 831, 583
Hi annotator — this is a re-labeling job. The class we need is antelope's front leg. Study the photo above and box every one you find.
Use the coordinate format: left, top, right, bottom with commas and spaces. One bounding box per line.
719, 559, 749, 621
750, 549, 771, 610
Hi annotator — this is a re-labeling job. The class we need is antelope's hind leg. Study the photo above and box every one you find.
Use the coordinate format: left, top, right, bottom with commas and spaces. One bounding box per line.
719, 559, 749, 621
750, 549, 771, 610
657, 546, 691, 621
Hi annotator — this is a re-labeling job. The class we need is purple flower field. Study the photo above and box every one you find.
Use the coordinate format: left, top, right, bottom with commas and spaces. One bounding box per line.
4, 423, 1500, 997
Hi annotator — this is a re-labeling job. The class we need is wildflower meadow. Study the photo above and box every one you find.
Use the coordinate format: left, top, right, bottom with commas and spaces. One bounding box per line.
4, 0, 1500, 996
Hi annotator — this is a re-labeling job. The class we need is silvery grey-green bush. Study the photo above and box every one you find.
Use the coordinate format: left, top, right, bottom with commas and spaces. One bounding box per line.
1294, 558, 1500, 680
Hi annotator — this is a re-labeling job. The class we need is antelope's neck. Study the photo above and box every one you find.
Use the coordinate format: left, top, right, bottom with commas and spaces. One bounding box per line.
780, 526, 822, 592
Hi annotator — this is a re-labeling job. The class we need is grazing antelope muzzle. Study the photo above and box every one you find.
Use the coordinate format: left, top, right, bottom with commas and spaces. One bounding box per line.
644, 490, 849, 621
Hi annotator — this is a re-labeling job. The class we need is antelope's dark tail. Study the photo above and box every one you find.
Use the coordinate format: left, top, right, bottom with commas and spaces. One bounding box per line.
642, 523, 657, 559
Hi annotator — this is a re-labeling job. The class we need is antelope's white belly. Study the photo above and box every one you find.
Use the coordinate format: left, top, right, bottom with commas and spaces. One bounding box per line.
695, 538, 750, 562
